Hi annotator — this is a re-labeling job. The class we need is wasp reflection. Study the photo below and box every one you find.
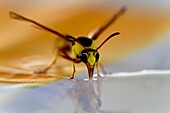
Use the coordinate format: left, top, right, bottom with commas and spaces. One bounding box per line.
69, 77, 102, 113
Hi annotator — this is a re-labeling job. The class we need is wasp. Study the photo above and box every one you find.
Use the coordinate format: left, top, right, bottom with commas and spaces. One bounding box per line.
9, 7, 126, 79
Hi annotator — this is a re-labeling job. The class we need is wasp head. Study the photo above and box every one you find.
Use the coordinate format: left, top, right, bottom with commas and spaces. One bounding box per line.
79, 49, 99, 79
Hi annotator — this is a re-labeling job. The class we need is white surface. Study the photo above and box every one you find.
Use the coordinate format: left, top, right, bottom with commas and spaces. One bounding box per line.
0, 70, 170, 113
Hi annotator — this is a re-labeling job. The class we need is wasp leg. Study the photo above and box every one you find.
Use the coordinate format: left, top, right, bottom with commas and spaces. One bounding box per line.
33, 51, 58, 74
34, 44, 71, 74
59, 49, 81, 64
59, 51, 81, 79
99, 62, 107, 75
43, 52, 58, 73
70, 62, 76, 79
96, 61, 107, 77
96, 61, 100, 76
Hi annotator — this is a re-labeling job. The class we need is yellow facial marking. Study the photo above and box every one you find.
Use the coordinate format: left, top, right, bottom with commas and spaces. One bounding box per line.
88, 52, 96, 67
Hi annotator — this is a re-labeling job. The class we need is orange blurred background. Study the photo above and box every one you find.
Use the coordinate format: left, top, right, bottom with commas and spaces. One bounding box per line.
0, 0, 170, 71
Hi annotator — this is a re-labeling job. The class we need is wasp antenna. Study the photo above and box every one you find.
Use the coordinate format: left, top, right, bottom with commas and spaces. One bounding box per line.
96, 32, 120, 51
9, 11, 73, 42
90, 6, 126, 40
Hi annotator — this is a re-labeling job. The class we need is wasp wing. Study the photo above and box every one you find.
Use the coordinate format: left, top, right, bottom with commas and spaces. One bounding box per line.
89, 7, 126, 40
9, 11, 74, 42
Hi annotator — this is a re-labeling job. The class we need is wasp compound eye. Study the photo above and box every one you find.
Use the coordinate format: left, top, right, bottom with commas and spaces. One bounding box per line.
95, 52, 99, 62
80, 53, 88, 63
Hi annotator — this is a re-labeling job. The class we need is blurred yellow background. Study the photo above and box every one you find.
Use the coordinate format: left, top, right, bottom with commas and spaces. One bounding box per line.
0, 0, 170, 69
